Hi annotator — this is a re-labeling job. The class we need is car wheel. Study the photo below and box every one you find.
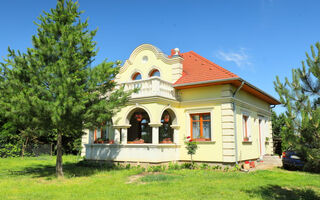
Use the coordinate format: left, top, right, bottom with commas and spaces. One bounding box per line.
283, 163, 289, 170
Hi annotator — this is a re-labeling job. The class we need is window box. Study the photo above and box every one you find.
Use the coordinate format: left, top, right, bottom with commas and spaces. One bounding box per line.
160, 138, 173, 144
128, 139, 144, 144
194, 138, 210, 142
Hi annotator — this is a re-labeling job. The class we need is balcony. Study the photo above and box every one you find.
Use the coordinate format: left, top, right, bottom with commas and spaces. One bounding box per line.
122, 77, 177, 100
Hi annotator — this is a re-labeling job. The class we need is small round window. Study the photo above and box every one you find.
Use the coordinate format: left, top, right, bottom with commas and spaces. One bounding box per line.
149, 69, 160, 77
142, 56, 148, 63
132, 72, 142, 80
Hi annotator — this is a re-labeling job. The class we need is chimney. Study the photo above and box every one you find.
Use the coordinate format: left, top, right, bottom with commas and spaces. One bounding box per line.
170, 48, 180, 57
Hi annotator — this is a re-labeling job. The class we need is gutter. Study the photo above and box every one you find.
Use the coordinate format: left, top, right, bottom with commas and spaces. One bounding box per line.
232, 81, 244, 165
174, 77, 240, 88
174, 77, 280, 105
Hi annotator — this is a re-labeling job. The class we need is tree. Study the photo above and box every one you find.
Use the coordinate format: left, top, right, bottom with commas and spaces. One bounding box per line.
185, 136, 198, 163
0, 0, 132, 177
271, 111, 286, 155
274, 42, 320, 172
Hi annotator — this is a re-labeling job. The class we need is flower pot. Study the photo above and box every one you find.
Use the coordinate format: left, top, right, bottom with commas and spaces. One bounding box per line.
195, 138, 209, 142
243, 161, 250, 170
135, 114, 142, 122
164, 114, 170, 123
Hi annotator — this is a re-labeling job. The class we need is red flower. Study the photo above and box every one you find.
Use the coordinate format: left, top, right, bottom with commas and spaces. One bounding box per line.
189, 139, 193, 142
187, 136, 191, 139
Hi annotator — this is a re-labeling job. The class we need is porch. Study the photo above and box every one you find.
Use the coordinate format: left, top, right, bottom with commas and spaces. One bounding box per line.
84, 106, 181, 162
85, 143, 179, 162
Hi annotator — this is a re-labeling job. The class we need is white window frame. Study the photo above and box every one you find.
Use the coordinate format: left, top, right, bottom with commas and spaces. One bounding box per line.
241, 111, 252, 141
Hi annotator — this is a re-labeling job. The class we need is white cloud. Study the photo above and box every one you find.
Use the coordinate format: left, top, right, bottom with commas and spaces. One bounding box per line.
215, 48, 252, 69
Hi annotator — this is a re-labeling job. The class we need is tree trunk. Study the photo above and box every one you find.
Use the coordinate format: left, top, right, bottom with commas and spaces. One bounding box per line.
56, 132, 64, 177
21, 137, 29, 158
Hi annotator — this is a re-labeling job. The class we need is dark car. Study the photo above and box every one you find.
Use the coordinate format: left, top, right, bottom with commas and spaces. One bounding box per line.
282, 148, 305, 170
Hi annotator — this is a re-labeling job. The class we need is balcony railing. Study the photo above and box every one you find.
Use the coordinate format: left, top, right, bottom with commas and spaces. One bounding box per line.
122, 77, 177, 100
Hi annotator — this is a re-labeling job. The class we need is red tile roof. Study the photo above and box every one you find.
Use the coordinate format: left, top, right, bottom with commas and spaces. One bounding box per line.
172, 51, 280, 105
174, 51, 239, 86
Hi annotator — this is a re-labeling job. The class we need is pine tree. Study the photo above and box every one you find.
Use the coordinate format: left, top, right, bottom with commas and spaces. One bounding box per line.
274, 42, 320, 172
0, 0, 132, 177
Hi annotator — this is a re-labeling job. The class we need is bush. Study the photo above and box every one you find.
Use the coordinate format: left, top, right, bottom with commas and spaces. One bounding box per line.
303, 148, 320, 173
147, 166, 163, 172
0, 143, 21, 158
212, 165, 222, 170
181, 163, 195, 169
200, 163, 209, 170
168, 162, 180, 170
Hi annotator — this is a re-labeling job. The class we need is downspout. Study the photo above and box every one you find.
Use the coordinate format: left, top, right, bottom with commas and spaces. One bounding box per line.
232, 81, 244, 165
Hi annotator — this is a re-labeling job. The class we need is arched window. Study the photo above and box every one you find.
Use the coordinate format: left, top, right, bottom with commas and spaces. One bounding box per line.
132, 72, 142, 80
159, 110, 174, 143
149, 69, 160, 77
127, 109, 152, 143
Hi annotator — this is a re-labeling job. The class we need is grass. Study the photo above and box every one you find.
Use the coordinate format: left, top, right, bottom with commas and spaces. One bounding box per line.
0, 155, 319, 200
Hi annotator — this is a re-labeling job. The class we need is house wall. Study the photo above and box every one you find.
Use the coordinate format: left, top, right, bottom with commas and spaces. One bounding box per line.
82, 44, 275, 163
177, 103, 223, 162
115, 47, 183, 84
234, 88, 273, 161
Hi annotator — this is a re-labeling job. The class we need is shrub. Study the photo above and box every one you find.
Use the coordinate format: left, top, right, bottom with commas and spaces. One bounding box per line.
0, 143, 21, 158
185, 136, 198, 162
168, 162, 180, 170
147, 165, 163, 172
200, 163, 209, 170
181, 162, 194, 169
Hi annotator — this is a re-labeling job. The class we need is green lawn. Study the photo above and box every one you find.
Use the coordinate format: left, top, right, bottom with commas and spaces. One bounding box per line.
0, 156, 319, 200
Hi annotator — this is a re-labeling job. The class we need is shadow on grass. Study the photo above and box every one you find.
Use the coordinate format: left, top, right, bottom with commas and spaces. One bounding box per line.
246, 184, 320, 200
8, 160, 125, 179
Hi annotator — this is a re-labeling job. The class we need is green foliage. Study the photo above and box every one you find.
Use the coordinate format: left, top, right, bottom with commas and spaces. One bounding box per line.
168, 162, 181, 170
147, 165, 165, 172
274, 42, 320, 173
125, 164, 131, 169
0, 156, 319, 200
181, 162, 195, 169
271, 111, 286, 138
0, 0, 132, 175
185, 137, 198, 162
200, 163, 209, 170
212, 165, 222, 170
232, 164, 241, 171
0, 143, 21, 158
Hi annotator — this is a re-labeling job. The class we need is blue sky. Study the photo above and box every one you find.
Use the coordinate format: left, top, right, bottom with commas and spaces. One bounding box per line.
1, 0, 319, 114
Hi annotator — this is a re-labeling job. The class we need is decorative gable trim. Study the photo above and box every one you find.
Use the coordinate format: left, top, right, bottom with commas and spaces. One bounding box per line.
119, 44, 183, 74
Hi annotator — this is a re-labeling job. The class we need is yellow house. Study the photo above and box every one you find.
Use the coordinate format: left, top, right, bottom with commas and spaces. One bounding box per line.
81, 44, 280, 164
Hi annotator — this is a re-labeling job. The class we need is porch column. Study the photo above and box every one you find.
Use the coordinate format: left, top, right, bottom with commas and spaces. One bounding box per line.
149, 123, 162, 144
114, 128, 121, 144
113, 125, 131, 144
121, 128, 129, 144
171, 125, 180, 144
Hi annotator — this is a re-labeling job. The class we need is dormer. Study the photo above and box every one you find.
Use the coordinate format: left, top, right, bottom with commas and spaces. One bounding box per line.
115, 44, 183, 84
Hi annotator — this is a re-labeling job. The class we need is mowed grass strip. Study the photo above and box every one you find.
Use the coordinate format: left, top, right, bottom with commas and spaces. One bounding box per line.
0, 156, 319, 200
